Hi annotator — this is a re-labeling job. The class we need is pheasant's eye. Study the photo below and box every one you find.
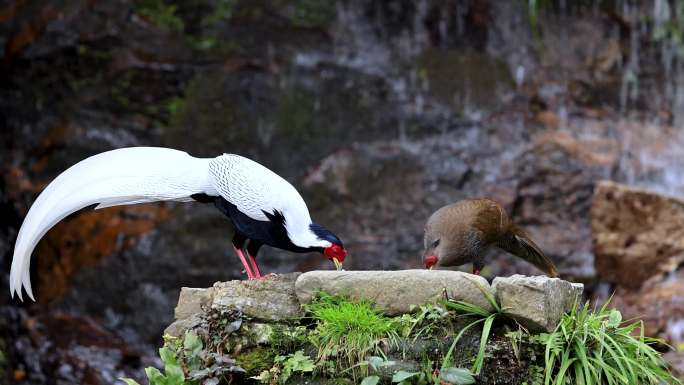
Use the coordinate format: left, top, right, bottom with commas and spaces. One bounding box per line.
432, 239, 440, 247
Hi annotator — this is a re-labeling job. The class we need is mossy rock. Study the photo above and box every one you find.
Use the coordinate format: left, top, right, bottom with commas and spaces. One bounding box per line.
235, 347, 277, 375
417, 48, 514, 113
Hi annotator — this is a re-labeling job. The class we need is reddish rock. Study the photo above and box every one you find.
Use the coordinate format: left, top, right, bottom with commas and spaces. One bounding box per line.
611, 270, 684, 345
35, 204, 170, 303
592, 181, 684, 288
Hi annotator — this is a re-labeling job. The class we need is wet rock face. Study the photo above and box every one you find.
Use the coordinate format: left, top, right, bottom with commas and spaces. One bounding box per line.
592, 181, 684, 288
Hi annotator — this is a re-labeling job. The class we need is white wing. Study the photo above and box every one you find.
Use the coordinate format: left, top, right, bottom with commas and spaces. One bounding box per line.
208, 154, 309, 221
208, 155, 320, 248
10, 147, 215, 301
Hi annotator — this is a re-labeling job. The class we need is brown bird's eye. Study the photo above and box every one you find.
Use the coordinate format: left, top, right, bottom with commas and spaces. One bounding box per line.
432, 239, 440, 247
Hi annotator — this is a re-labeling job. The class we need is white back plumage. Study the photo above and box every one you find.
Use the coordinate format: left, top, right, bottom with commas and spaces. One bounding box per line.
209, 155, 324, 249
9, 147, 215, 301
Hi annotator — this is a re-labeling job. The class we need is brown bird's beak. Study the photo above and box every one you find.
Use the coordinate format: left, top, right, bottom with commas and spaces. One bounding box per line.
332, 258, 343, 271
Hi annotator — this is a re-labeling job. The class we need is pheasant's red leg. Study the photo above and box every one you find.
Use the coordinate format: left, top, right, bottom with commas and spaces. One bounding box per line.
233, 246, 255, 280
247, 254, 276, 281
248, 254, 262, 278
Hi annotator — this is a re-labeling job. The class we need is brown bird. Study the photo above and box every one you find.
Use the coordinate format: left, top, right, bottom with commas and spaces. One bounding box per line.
422, 198, 558, 277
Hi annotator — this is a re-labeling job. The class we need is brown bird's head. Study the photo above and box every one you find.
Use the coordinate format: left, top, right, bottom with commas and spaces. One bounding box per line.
423, 238, 441, 269
422, 201, 484, 270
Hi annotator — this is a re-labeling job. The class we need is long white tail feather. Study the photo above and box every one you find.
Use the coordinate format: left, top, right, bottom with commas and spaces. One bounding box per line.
9, 147, 215, 301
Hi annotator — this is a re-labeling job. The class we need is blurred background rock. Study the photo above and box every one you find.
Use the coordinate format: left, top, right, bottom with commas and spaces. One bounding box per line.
2, 0, 684, 383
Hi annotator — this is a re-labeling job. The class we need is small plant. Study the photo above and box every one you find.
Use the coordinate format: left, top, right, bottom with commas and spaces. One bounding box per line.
121, 339, 188, 385
387, 367, 475, 385
536, 299, 682, 385
398, 304, 452, 340
306, 293, 401, 371
277, 351, 315, 383
443, 284, 504, 376
355, 352, 474, 384
252, 350, 315, 385
120, 332, 243, 385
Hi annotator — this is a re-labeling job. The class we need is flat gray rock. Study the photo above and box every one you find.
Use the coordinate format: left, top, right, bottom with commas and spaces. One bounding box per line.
211, 272, 302, 321
492, 275, 584, 332
164, 314, 204, 337
295, 270, 495, 315
174, 287, 214, 320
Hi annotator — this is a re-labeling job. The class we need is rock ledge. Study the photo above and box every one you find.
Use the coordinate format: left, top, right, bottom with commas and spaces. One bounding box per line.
166, 270, 582, 335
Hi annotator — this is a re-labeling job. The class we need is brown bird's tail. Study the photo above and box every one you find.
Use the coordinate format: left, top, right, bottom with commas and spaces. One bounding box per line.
498, 225, 559, 277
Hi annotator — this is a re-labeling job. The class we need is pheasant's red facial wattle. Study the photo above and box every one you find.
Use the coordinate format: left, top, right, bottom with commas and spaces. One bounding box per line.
424, 255, 438, 269
324, 243, 347, 263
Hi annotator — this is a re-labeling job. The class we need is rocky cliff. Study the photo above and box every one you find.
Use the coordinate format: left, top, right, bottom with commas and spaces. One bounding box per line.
4, 1, 684, 383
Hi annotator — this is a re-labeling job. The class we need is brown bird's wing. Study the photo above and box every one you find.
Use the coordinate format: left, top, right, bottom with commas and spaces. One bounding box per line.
497, 224, 559, 277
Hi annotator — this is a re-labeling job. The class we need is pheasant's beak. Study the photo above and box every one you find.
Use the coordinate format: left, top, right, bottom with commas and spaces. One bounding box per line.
332, 258, 343, 271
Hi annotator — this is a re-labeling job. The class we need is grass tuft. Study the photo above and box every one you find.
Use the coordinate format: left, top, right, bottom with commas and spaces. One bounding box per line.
306, 293, 401, 373
537, 299, 682, 385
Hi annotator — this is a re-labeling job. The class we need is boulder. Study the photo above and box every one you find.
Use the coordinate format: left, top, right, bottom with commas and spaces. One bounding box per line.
294, 270, 495, 315
211, 273, 303, 322
174, 287, 214, 320
592, 181, 684, 288
611, 269, 684, 344
492, 275, 583, 332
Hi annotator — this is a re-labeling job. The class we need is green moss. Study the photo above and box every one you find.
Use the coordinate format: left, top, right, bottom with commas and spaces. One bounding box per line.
288, 0, 336, 28
270, 325, 309, 352
417, 48, 513, 112
201, 0, 236, 26
235, 347, 277, 375
163, 71, 256, 155
274, 88, 319, 142
134, 0, 185, 33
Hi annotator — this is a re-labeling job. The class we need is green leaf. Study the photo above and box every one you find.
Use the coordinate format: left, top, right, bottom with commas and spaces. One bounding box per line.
159, 347, 178, 366
367, 356, 384, 371
184, 332, 203, 355
442, 318, 485, 370
392, 371, 418, 383
361, 375, 380, 385
287, 350, 315, 372
250, 370, 272, 383
119, 378, 142, 385
184, 331, 203, 370
144, 367, 165, 385
440, 367, 476, 385
472, 314, 495, 375
607, 310, 622, 328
